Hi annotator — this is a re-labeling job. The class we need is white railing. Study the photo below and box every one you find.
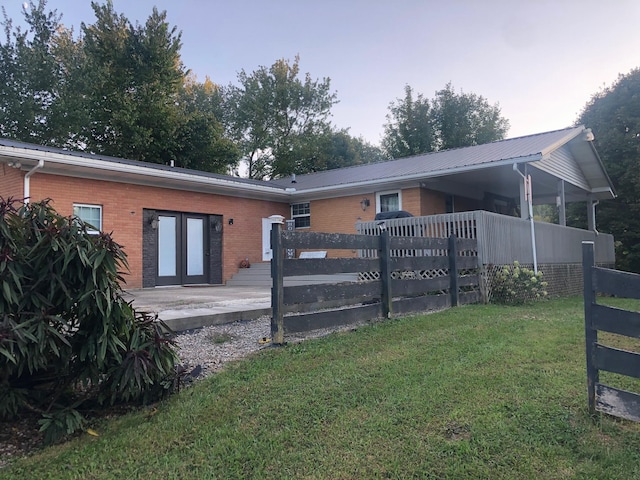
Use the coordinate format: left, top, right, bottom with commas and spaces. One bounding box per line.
356, 210, 615, 265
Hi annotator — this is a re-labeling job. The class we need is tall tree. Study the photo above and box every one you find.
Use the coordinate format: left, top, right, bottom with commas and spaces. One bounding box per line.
0, 1, 63, 143
577, 68, 640, 272
382, 85, 433, 159
174, 75, 239, 173
382, 83, 509, 158
81, 1, 185, 162
224, 56, 338, 179
432, 83, 509, 151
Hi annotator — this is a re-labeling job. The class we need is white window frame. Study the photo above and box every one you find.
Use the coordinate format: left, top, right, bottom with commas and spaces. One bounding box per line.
73, 203, 102, 234
291, 202, 311, 229
375, 190, 402, 213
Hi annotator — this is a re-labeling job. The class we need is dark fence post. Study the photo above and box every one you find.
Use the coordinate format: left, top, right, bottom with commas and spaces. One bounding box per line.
449, 234, 459, 307
582, 241, 598, 415
271, 222, 285, 345
380, 228, 392, 318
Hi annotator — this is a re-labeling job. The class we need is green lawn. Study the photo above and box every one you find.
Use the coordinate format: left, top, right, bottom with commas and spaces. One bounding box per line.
4, 297, 640, 479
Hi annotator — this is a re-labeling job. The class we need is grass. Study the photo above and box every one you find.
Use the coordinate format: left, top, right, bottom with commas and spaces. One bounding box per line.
4, 297, 640, 479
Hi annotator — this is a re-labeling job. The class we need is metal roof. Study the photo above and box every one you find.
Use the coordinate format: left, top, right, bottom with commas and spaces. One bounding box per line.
270, 126, 591, 192
0, 138, 280, 190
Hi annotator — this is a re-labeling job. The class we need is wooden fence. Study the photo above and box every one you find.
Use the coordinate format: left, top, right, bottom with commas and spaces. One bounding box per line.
583, 241, 640, 422
270, 223, 480, 344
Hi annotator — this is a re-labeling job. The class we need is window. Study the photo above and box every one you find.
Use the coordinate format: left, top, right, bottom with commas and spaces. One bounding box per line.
376, 191, 401, 213
291, 202, 310, 228
73, 204, 102, 233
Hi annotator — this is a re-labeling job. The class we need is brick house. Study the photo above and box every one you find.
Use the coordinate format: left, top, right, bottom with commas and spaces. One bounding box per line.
0, 125, 615, 289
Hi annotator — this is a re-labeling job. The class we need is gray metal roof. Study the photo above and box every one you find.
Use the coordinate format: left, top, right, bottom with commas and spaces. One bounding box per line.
0, 138, 280, 190
269, 126, 593, 192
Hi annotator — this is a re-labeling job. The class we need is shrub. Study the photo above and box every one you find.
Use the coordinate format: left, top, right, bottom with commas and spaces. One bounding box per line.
0, 197, 178, 443
490, 261, 548, 305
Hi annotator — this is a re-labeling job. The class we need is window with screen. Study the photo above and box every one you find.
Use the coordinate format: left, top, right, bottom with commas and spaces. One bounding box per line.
291, 202, 310, 228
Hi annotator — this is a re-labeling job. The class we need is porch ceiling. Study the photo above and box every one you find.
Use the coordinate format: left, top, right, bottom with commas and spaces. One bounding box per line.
421, 162, 602, 205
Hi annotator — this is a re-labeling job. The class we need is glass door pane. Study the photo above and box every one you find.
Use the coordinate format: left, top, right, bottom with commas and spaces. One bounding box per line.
186, 218, 204, 276
158, 216, 177, 277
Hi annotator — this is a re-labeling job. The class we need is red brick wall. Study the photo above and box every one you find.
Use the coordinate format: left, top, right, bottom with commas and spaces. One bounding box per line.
0, 164, 24, 200
420, 188, 447, 216
29, 173, 289, 288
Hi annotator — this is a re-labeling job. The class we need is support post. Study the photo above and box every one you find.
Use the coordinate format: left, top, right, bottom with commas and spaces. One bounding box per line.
379, 228, 392, 318
587, 196, 598, 232
557, 179, 566, 227
582, 241, 598, 415
449, 234, 459, 307
271, 222, 285, 345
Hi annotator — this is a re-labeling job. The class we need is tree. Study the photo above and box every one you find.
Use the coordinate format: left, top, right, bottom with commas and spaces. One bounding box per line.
224, 56, 338, 179
382, 85, 433, 158
281, 127, 386, 174
0, 1, 239, 173
382, 83, 509, 158
174, 76, 239, 173
431, 83, 509, 151
80, 1, 185, 163
0, 1, 64, 144
577, 68, 640, 272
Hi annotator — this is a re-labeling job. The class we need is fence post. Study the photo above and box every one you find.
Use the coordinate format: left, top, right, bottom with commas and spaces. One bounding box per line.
582, 241, 598, 415
271, 222, 285, 345
449, 234, 459, 307
380, 228, 392, 318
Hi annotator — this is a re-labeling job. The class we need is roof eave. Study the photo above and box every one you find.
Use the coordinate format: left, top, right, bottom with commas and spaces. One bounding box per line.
0, 145, 292, 200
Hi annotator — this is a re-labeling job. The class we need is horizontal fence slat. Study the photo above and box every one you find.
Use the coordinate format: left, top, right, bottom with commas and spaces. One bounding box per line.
458, 274, 480, 288
283, 257, 379, 276
593, 267, 640, 299
283, 281, 381, 305
389, 256, 449, 271
391, 277, 450, 296
454, 257, 479, 270
596, 383, 640, 422
283, 303, 383, 333
594, 344, 640, 379
459, 290, 482, 305
389, 236, 449, 250
392, 294, 450, 315
592, 304, 640, 338
281, 231, 380, 250
456, 238, 478, 251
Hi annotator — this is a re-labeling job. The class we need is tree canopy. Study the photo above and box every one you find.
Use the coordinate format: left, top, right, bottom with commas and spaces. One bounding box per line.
383, 83, 510, 158
577, 68, 640, 272
0, 0, 239, 173
224, 55, 338, 179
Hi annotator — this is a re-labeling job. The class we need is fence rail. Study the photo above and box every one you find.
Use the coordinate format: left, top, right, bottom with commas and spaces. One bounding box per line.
270, 224, 480, 344
583, 241, 640, 422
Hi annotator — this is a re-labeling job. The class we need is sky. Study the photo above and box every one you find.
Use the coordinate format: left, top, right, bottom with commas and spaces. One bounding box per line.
3, 0, 640, 145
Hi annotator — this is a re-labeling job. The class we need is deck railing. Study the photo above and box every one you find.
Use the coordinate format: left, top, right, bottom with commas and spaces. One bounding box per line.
356, 210, 615, 266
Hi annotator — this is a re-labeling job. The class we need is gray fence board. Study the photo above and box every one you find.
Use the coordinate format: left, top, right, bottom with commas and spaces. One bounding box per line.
596, 384, 640, 422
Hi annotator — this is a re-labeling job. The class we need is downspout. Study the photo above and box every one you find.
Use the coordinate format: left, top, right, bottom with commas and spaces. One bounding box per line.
24, 159, 44, 204
513, 163, 538, 274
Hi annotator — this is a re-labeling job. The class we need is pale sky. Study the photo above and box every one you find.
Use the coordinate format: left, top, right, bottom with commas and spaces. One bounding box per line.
3, 0, 640, 144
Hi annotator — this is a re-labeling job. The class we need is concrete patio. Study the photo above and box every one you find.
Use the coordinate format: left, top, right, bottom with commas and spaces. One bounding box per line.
123, 285, 272, 332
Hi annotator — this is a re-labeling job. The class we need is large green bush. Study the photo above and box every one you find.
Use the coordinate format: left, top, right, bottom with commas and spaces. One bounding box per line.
0, 198, 178, 443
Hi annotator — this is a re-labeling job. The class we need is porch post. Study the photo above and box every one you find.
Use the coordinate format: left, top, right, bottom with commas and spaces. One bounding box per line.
519, 177, 528, 220
557, 180, 566, 226
587, 195, 598, 232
